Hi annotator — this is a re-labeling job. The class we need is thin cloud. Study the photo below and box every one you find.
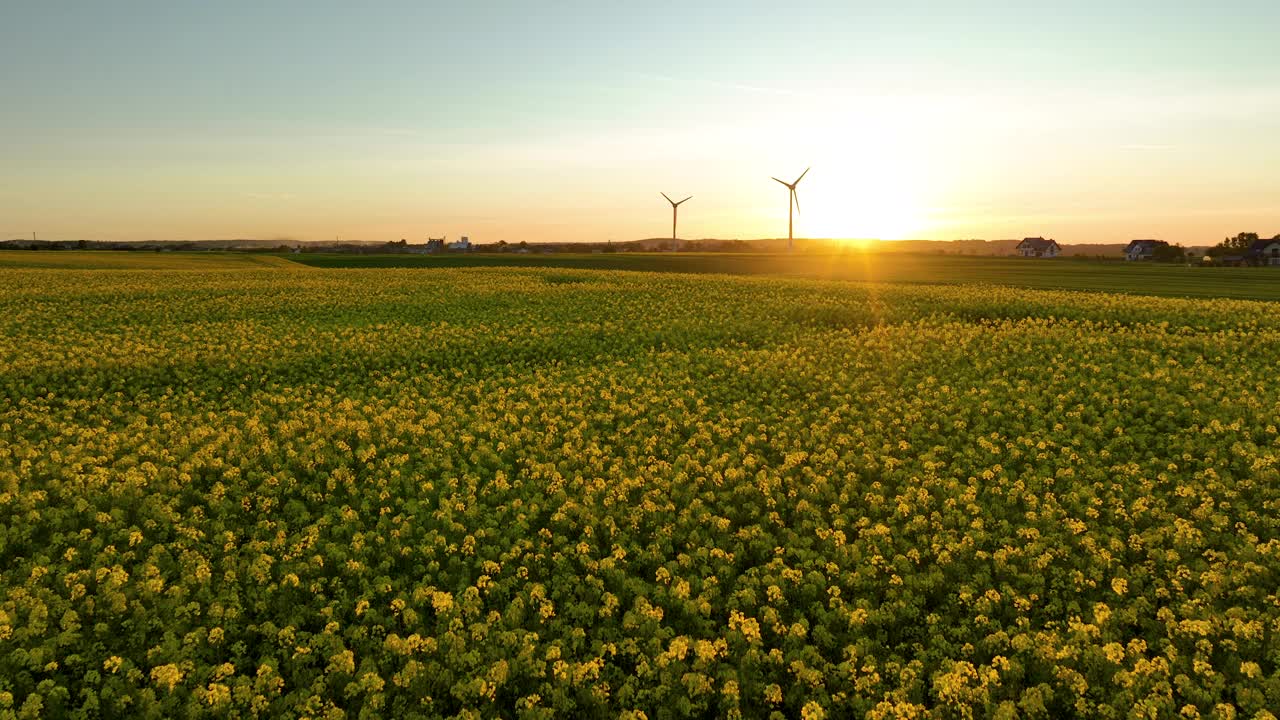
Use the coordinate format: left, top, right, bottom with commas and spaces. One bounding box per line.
365, 127, 424, 138
630, 71, 802, 98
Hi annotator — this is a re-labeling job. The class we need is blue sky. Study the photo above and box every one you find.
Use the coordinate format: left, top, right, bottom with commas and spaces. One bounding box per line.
3, 1, 1278, 243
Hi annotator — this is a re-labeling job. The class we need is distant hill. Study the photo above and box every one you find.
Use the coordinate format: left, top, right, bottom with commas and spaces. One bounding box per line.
1, 237, 1208, 258
1061, 243, 1128, 257
619, 238, 1127, 256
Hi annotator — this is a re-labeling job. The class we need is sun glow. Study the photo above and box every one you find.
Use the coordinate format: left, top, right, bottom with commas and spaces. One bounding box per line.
803, 180, 929, 241
772, 106, 936, 241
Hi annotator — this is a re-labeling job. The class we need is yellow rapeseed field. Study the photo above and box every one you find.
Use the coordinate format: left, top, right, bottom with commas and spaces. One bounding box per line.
1, 260, 1278, 718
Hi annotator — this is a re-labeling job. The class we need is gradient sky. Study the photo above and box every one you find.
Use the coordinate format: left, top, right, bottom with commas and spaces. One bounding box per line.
3, 1, 1279, 244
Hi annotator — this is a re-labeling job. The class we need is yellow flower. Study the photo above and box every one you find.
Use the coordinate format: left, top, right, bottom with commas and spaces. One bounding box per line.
802, 701, 827, 720
150, 663, 184, 692
1102, 643, 1125, 664
327, 650, 355, 675
203, 683, 231, 706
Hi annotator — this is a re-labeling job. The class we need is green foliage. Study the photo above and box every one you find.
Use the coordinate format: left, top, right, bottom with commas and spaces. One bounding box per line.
2, 263, 1280, 717
283, 252, 1280, 302
1226, 233, 1260, 250
1150, 244, 1186, 263
1208, 232, 1260, 258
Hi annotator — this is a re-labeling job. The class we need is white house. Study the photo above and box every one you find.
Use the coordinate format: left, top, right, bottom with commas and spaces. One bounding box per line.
1246, 238, 1280, 266
1015, 237, 1060, 258
447, 236, 471, 251
1124, 239, 1167, 261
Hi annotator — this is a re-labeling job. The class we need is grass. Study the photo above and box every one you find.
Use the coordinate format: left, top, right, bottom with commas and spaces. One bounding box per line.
282, 251, 1280, 301
0, 251, 297, 270
4, 249, 1277, 302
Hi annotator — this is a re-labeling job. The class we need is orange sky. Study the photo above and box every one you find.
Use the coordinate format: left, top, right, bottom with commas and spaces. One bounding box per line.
3, 3, 1278, 245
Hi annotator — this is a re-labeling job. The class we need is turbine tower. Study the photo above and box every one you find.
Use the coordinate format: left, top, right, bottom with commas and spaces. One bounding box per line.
661, 193, 692, 249
771, 167, 810, 250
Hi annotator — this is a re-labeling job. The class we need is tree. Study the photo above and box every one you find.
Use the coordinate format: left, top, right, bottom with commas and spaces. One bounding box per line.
1151, 243, 1186, 263
1208, 232, 1259, 257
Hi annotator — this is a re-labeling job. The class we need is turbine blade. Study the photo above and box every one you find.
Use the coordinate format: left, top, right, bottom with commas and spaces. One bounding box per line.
771, 177, 790, 187
661, 192, 673, 204
792, 188, 801, 215
794, 167, 810, 184
677, 196, 692, 205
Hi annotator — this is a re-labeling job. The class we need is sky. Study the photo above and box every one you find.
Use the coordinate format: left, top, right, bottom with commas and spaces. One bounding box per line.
2, 1, 1279, 245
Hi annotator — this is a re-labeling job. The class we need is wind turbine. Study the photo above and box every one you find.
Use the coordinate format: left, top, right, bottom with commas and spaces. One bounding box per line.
771, 167, 809, 251
661, 192, 692, 249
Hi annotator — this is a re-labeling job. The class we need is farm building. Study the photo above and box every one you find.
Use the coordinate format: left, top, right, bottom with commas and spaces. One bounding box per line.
1245, 237, 1280, 266
1015, 237, 1060, 258
1124, 239, 1169, 261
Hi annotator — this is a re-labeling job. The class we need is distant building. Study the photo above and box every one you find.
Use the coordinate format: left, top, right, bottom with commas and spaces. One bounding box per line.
1244, 237, 1280, 266
447, 236, 471, 252
1015, 237, 1060, 258
1124, 239, 1168, 261
423, 237, 445, 253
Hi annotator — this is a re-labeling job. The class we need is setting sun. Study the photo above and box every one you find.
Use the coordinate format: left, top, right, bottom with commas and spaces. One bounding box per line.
782, 124, 933, 240
801, 172, 930, 241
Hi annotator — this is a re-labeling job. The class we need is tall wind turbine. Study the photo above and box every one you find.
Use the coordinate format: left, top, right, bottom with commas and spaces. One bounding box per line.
771, 167, 810, 251
661, 192, 692, 249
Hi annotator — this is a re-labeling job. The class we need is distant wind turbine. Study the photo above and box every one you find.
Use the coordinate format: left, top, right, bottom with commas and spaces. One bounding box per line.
771, 167, 810, 251
661, 192, 692, 248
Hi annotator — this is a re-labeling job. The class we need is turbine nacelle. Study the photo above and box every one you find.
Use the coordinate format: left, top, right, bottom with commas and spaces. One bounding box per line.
661, 192, 692, 208
771, 166, 809, 191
